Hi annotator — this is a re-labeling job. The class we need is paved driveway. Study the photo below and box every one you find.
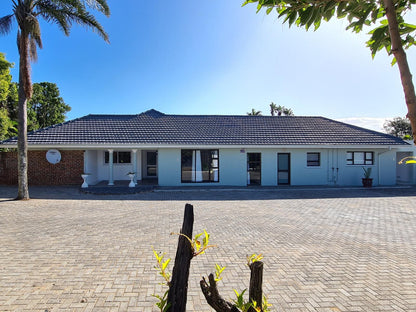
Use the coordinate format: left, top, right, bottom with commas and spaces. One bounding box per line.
0, 186, 415, 312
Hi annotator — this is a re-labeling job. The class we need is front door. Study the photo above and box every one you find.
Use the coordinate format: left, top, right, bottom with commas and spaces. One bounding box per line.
278, 153, 290, 185
247, 153, 261, 185
145, 151, 157, 178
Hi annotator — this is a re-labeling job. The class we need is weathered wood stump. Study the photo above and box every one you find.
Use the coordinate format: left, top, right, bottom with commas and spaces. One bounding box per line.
248, 261, 264, 312
166, 204, 194, 312
200, 261, 264, 312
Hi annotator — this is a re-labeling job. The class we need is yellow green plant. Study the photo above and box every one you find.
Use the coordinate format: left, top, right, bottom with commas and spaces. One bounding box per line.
151, 247, 172, 312
247, 253, 264, 266
214, 263, 226, 282
171, 229, 216, 257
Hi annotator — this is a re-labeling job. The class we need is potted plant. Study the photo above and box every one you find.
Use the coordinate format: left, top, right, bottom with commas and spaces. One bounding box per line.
362, 167, 373, 187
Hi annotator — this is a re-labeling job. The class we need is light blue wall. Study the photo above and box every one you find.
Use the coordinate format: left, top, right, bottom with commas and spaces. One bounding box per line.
158, 148, 249, 186
158, 149, 181, 186
219, 149, 247, 186
378, 150, 397, 185
111, 147, 403, 187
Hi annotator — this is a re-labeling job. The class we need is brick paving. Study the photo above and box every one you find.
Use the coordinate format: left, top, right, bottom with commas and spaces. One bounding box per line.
0, 186, 415, 312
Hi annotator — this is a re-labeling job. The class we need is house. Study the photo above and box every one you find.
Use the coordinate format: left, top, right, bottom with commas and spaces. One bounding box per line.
0, 109, 413, 187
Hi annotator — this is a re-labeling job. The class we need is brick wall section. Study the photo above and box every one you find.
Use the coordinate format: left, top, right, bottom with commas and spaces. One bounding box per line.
0, 150, 84, 185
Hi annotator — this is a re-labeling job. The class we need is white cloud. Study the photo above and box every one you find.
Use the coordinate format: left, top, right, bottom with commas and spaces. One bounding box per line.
336, 117, 392, 133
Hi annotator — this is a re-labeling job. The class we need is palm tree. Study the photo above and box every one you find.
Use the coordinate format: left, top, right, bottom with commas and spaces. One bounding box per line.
247, 108, 262, 116
0, 0, 110, 200
276, 105, 294, 116
269, 102, 277, 116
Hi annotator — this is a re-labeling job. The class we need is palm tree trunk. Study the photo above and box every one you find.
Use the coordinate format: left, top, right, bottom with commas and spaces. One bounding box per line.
383, 0, 416, 144
16, 31, 31, 200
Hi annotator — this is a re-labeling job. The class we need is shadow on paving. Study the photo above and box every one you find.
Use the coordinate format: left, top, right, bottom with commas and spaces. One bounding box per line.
1, 185, 416, 201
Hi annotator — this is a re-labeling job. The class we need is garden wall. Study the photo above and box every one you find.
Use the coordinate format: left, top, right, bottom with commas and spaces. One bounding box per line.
0, 150, 84, 185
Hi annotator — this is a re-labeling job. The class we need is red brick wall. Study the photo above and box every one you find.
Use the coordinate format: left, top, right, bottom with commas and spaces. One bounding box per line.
0, 150, 84, 185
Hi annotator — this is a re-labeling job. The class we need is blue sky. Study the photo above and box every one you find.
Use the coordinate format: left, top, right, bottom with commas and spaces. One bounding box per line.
0, 0, 413, 131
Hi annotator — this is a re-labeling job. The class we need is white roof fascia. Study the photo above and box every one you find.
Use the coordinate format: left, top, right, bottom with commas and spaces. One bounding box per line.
2, 143, 409, 150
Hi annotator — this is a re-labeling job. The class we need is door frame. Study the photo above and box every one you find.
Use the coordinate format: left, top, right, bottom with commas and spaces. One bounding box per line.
142, 150, 158, 179
247, 152, 261, 185
277, 153, 291, 185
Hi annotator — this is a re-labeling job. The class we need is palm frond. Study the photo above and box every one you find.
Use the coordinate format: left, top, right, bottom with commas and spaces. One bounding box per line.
36, 0, 109, 42
29, 36, 38, 61
84, 0, 110, 17
0, 15, 15, 35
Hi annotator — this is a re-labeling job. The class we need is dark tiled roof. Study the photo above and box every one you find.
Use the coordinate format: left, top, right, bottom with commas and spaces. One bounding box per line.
0, 109, 407, 146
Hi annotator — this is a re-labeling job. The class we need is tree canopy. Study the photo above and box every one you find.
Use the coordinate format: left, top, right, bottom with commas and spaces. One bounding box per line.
30, 82, 71, 129
242, 0, 416, 143
1, 0, 110, 199
1, 53, 71, 139
247, 108, 263, 115
384, 116, 413, 139
242, 0, 416, 61
0, 53, 14, 140
270, 102, 294, 116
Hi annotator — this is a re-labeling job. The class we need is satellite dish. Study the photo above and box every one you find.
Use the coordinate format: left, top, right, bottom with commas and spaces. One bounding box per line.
46, 149, 61, 164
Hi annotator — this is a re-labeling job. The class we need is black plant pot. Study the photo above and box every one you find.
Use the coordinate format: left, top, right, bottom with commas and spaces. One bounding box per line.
362, 178, 373, 188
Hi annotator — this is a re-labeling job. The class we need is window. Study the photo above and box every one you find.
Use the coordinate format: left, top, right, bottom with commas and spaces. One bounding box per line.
104, 151, 131, 164
181, 149, 219, 183
346, 152, 373, 165
307, 152, 320, 167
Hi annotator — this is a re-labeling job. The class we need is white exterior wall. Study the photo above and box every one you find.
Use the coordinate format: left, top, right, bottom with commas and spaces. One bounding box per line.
96, 150, 138, 182
84, 150, 98, 185
83, 147, 406, 186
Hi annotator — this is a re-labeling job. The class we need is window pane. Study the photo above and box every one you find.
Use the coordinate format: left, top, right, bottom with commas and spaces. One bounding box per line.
147, 152, 157, 165
181, 150, 193, 182
181, 149, 219, 183
278, 172, 289, 184
104, 151, 118, 163
347, 152, 353, 160
118, 152, 131, 163
354, 152, 364, 165
278, 154, 289, 170
307, 153, 320, 166
147, 167, 157, 176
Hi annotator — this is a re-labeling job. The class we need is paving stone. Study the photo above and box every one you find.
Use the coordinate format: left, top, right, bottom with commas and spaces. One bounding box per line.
0, 185, 416, 311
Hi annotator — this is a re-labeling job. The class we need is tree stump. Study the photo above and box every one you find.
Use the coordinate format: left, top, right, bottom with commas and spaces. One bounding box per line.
166, 204, 194, 312
248, 261, 263, 312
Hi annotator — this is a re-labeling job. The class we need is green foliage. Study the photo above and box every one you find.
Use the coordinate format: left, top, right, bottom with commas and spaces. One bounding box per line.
171, 229, 216, 257
152, 290, 170, 312
233, 289, 272, 312
233, 289, 252, 312
153, 230, 214, 311
247, 108, 262, 116
232, 289, 271, 312
29, 82, 71, 129
152, 247, 172, 285
363, 167, 372, 179
247, 253, 264, 266
214, 263, 226, 282
0, 108, 14, 140
383, 116, 413, 138
152, 247, 172, 312
242, 0, 416, 60
0, 52, 13, 105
